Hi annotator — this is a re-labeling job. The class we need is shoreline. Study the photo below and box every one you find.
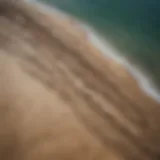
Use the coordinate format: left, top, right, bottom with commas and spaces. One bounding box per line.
84, 25, 160, 102
30, 0, 160, 102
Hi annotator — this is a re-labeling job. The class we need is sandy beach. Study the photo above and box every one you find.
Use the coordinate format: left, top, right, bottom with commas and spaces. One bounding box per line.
0, 0, 160, 159
30, 0, 160, 102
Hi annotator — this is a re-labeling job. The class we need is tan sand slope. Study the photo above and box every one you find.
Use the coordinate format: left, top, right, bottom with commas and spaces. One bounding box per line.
0, 1, 160, 160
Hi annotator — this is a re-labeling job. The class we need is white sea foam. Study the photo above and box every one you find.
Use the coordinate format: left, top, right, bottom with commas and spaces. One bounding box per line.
28, 0, 160, 102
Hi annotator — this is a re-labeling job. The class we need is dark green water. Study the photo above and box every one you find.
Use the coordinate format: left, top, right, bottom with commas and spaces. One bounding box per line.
40, 0, 160, 89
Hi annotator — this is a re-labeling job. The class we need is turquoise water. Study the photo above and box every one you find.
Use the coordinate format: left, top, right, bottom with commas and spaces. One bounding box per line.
40, 0, 160, 89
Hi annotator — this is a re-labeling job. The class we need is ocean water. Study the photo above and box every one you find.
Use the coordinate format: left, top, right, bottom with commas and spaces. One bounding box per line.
36, 0, 160, 101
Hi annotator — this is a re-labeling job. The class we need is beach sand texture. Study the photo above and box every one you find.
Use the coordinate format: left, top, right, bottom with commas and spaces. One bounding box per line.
0, 0, 160, 160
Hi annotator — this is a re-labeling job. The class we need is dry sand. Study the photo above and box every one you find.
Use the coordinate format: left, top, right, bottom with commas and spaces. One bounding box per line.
0, 0, 160, 160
